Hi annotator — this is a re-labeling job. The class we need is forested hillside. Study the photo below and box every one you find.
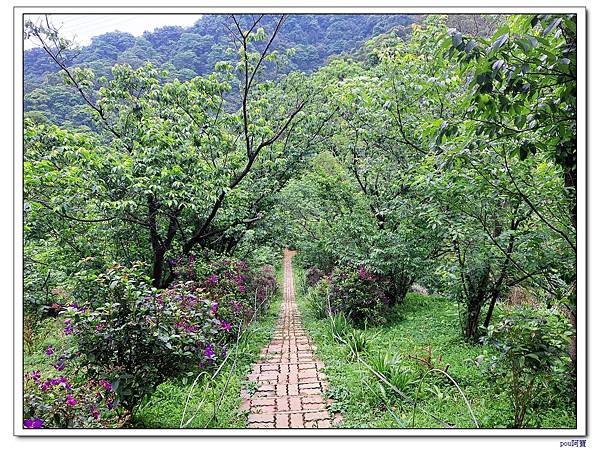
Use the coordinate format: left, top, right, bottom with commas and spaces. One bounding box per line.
24, 14, 415, 126
22, 13, 577, 431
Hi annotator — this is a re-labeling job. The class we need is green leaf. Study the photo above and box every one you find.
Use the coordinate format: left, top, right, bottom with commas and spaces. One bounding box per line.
452, 32, 463, 48
492, 33, 509, 52
465, 40, 476, 54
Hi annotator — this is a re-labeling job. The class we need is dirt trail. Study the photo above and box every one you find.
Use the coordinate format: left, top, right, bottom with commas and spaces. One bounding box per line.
241, 249, 339, 428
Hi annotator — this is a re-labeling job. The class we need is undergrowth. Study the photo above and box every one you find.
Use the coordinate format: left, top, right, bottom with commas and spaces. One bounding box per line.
294, 266, 576, 429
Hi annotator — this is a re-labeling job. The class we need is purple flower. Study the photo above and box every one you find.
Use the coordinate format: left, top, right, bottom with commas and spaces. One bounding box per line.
65, 394, 77, 406
220, 320, 232, 331
58, 376, 72, 390
203, 344, 215, 360
230, 301, 241, 314
30, 370, 41, 382
210, 302, 219, 315
91, 406, 100, 420
183, 294, 197, 308
45, 345, 54, 356
53, 357, 66, 372
99, 379, 112, 391
23, 418, 43, 429
207, 274, 219, 285
64, 319, 73, 335
177, 321, 198, 332
96, 323, 105, 331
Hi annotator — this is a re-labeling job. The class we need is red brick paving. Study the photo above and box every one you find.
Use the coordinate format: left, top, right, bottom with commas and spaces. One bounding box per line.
241, 249, 341, 429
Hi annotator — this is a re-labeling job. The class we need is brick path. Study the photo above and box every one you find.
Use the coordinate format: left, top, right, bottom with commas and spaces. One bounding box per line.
241, 249, 340, 429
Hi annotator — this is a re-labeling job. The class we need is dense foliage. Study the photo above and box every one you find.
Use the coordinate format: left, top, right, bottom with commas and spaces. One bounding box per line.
24, 14, 414, 127
23, 12, 577, 429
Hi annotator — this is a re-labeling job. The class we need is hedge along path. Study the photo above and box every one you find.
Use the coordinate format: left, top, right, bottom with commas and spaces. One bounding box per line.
240, 249, 341, 429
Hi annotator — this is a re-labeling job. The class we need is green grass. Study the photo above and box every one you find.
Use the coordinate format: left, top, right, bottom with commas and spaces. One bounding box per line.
293, 267, 576, 429
24, 317, 68, 374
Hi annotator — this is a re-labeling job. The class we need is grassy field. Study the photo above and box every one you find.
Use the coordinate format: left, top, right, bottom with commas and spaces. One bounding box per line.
293, 267, 575, 429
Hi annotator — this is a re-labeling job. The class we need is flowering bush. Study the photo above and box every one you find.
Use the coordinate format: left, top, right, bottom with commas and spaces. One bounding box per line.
249, 265, 278, 311
65, 263, 224, 413
328, 264, 392, 325
201, 259, 278, 330
26, 257, 278, 425
23, 371, 121, 428
306, 266, 325, 287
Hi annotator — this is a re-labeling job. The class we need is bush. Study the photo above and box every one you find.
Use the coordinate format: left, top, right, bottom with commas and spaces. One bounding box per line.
328, 264, 392, 325
27, 257, 279, 427
306, 266, 325, 287
65, 263, 225, 413
23, 371, 122, 428
249, 265, 278, 312
482, 306, 573, 428
202, 259, 278, 330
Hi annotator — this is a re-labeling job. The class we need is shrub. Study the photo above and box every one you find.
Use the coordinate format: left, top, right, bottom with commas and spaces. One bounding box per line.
328, 264, 392, 325
23, 371, 121, 429
65, 263, 224, 414
249, 265, 278, 312
306, 266, 325, 287
202, 259, 278, 330
482, 306, 573, 428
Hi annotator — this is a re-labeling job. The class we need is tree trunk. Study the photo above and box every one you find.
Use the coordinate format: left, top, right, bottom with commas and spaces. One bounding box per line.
151, 250, 165, 288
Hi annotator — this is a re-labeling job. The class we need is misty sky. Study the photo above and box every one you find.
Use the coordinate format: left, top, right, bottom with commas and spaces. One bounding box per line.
24, 14, 203, 50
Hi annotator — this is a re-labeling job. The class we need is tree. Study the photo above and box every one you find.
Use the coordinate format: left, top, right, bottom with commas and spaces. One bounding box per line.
445, 13, 576, 346
24, 15, 308, 288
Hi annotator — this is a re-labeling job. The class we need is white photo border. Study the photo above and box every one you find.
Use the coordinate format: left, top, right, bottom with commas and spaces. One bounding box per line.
13, 1, 587, 437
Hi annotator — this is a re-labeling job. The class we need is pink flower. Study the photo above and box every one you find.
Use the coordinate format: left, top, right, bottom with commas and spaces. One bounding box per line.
220, 321, 232, 331
65, 394, 77, 406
